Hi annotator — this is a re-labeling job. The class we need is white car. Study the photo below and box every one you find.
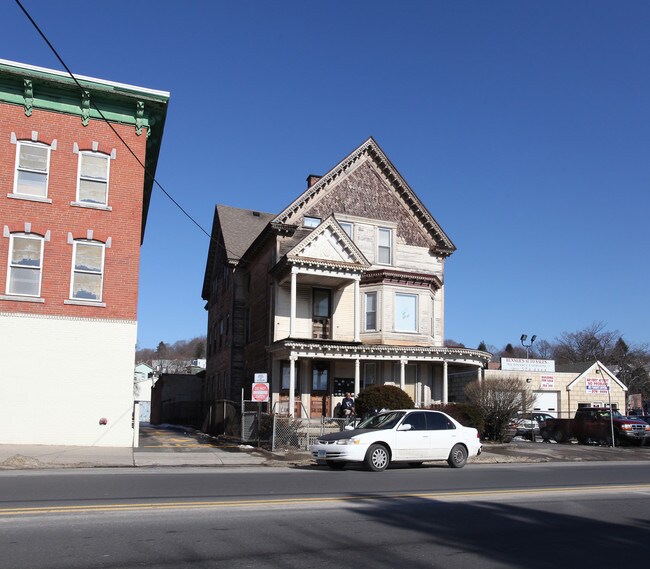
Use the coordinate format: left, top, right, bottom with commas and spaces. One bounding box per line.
309, 409, 482, 472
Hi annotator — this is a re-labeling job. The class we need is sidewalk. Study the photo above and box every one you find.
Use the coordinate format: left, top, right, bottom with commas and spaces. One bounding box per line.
0, 444, 268, 470
0, 439, 647, 471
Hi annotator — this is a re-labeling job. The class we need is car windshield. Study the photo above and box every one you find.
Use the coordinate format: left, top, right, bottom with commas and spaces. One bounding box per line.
357, 411, 406, 430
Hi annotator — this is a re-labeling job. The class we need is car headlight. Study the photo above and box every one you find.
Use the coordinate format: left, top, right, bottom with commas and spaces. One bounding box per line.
621, 424, 633, 431
336, 437, 361, 445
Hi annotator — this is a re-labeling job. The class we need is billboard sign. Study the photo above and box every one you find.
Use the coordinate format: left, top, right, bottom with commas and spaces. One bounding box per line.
501, 358, 555, 373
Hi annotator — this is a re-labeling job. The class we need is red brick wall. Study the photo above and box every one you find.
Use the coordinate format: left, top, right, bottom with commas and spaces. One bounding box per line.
0, 103, 147, 320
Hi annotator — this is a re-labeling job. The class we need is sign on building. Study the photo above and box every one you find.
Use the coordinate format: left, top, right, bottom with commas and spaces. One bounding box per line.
540, 375, 555, 389
585, 376, 609, 394
501, 358, 555, 373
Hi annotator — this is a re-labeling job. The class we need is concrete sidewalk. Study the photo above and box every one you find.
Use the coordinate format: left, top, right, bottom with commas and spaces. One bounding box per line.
1, 439, 648, 471
0, 444, 268, 470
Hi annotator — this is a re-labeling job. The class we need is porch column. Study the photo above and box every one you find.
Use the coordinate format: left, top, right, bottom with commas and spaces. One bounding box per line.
290, 268, 297, 338
477, 365, 482, 384
400, 356, 407, 391
442, 361, 448, 404
353, 276, 360, 342
289, 353, 297, 418
354, 357, 360, 396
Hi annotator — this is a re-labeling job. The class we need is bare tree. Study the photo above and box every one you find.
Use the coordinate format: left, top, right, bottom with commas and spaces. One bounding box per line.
552, 321, 618, 364
464, 377, 532, 441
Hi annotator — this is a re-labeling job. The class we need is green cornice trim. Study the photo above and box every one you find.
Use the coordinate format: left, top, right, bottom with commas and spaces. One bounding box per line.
0, 59, 169, 244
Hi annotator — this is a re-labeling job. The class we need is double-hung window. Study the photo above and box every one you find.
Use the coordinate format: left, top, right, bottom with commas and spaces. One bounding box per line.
70, 241, 105, 301
377, 227, 392, 265
364, 291, 377, 331
395, 292, 418, 332
77, 152, 110, 206
14, 141, 50, 198
7, 234, 43, 296
339, 221, 353, 239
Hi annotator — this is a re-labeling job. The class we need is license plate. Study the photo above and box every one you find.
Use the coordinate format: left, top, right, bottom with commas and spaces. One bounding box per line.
318, 450, 326, 458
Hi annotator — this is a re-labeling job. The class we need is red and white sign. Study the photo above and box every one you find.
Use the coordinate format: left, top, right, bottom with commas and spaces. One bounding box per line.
251, 382, 269, 402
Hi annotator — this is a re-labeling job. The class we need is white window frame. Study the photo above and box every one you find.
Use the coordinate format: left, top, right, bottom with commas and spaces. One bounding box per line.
395, 292, 418, 333
364, 291, 377, 331
304, 216, 321, 228
377, 227, 392, 265
339, 221, 353, 239
76, 151, 110, 206
13, 141, 51, 198
6, 233, 44, 297
70, 240, 105, 302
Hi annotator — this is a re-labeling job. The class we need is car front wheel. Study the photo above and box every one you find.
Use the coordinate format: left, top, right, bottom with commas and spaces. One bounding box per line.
447, 444, 468, 468
364, 444, 390, 472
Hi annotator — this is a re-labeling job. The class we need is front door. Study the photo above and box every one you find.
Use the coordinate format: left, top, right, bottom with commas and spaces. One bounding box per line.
310, 362, 330, 418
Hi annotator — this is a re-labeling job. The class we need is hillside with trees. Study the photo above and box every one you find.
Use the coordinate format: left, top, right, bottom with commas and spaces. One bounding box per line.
136, 336, 206, 365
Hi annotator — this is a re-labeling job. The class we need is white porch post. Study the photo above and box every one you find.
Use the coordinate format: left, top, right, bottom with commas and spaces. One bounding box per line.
354, 358, 360, 396
290, 268, 297, 338
477, 365, 482, 384
443, 361, 448, 404
353, 277, 360, 342
289, 353, 297, 418
400, 356, 407, 392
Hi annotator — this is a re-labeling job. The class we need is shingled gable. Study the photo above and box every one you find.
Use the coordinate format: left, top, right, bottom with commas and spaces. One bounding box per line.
202, 204, 274, 300
285, 215, 370, 270
272, 137, 456, 256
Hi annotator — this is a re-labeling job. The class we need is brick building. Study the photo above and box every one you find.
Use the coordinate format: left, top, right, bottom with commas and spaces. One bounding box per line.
202, 138, 490, 429
0, 59, 168, 446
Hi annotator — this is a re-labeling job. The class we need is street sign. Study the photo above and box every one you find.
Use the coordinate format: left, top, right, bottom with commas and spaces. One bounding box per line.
251, 382, 269, 402
254, 373, 268, 383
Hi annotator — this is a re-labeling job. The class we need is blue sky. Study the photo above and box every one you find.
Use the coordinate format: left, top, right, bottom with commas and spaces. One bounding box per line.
3, 1, 649, 352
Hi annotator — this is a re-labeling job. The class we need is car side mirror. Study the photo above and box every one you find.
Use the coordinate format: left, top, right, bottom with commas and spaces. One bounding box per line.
397, 423, 412, 431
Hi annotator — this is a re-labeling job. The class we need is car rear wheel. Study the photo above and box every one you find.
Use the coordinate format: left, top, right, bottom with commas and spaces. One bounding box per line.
447, 444, 468, 468
364, 444, 390, 472
326, 460, 346, 470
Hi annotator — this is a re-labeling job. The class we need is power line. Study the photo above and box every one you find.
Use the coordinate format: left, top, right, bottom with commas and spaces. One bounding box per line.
14, 0, 223, 247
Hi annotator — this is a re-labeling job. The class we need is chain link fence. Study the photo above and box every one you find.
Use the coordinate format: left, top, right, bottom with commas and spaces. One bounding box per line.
271, 416, 352, 451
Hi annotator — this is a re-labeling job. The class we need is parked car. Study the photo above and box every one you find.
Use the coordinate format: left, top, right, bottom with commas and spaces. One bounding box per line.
508, 412, 555, 439
309, 409, 482, 472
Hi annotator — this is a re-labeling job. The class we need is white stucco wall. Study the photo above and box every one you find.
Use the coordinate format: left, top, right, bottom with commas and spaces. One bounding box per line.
0, 313, 137, 446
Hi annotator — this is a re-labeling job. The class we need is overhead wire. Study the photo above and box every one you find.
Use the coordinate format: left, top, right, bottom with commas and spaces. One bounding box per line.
14, 0, 250, 266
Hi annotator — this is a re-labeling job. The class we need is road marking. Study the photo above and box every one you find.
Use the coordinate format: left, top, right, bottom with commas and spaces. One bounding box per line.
2, 484, 650, 517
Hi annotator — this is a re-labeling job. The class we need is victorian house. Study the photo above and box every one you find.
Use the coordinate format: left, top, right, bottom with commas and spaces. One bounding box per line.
202, 138, 489, 424
0, 59, 168, 446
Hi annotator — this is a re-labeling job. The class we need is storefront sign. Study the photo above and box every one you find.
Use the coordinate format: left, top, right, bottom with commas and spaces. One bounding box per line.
585, 377, 609, 394
540, 375, 555, 389
501, 358, 555, 372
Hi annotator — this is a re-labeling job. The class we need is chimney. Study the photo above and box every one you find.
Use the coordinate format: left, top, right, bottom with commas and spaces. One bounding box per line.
306, 174, 322, 188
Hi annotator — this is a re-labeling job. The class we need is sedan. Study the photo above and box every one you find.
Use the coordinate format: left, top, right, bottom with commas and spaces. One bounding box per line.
309, 409, 482, 472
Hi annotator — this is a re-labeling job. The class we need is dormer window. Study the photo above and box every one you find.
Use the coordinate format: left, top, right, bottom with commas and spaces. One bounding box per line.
304, 216, 321, 228
14, 141, 50, 198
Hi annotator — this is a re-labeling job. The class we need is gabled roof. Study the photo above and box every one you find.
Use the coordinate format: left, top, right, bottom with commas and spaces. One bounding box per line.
272, 137, 456, 255
565, 361, 627, 392
201, 205, 274, 299
285, 215, 370, 270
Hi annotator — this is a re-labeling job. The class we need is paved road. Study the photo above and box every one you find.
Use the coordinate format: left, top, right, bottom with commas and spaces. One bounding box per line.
1, 462, 648, 568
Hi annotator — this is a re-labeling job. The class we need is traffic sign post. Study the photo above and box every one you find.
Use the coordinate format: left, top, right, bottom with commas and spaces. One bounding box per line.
251, 382, 269, 402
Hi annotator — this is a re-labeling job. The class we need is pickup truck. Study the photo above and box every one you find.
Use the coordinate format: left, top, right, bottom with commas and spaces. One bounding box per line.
540, 407, 650, 446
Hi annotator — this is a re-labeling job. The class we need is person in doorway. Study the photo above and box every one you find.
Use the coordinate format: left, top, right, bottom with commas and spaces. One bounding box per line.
341, 392, 355, 423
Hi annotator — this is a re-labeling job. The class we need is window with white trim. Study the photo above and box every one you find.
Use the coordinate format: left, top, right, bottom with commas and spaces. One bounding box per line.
304, 216, 321, 228
14, 141, 50, 198
395, 292, 418, 332
7, 234, 44, 296
377, 227, 392, 265
339, 221, 353, 239
77, 152, 110, 205
70, 241, 105, 301
364, 291, 377, 331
